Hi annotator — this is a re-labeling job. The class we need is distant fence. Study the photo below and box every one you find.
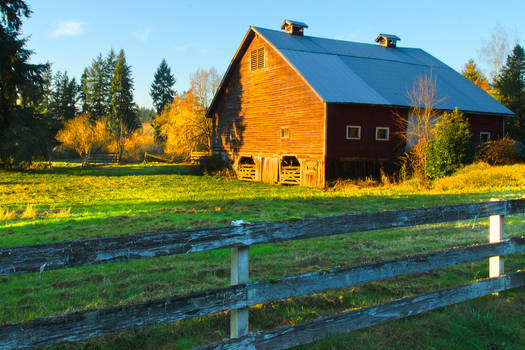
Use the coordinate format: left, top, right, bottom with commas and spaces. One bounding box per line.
0, 199, 524, 349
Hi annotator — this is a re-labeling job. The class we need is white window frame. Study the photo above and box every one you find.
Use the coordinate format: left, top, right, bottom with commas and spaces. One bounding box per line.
375, 127, 390, 141
480, 132, 491, 143
346, 125, 361, 140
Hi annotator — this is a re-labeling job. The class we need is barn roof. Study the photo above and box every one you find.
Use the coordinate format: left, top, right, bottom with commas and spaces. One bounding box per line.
207, 26, 513, 117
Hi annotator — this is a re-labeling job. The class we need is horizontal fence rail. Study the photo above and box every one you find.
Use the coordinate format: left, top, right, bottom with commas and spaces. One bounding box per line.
198, 272, 525, 350
2, 199, 525, 276
1, 237, 524, 349
0, 198, 524, 349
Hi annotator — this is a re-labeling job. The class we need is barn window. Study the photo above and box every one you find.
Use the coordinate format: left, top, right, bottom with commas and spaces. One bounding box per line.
346, 125, 361, 140
375, 127, 389, 141
250, 48, 265, 71
480, 132, 491, 143
281, 127, 289, 139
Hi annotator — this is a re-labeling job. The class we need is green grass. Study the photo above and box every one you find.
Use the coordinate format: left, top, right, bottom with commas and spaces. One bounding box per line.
0, 161, 524, 349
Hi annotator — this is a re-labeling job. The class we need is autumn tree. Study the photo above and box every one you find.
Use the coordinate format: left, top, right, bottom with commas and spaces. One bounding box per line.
56, 114, 110, 166
150, 58, 175, 115
461, 59, 490, 93
495, 44, 525, 142
154, 67, 221, 158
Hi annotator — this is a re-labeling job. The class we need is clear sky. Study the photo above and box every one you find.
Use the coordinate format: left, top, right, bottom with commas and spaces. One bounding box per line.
21, 0, 525, 109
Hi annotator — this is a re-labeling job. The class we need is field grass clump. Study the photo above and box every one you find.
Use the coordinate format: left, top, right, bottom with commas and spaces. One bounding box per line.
0, 161, 524, 349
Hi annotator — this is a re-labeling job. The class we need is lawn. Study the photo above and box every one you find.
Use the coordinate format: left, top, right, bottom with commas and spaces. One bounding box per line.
0, 161, 524, 349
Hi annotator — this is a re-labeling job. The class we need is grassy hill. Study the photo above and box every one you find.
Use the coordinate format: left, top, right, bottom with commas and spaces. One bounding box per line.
0, 162, 524, 349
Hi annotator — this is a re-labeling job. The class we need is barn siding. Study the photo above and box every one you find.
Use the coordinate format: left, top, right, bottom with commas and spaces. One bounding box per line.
466, 114, 504, 144
326, 103, 406, 160
211, 32, 325, 160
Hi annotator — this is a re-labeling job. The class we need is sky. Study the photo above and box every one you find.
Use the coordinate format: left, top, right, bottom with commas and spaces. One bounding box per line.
21, 0, 525, 109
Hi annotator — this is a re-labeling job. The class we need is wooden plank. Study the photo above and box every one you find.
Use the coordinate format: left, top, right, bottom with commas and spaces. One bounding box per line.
1, 199, 524, 276
1, 239, 523, 349
197, 271, 525, 350
489, 200, 505, 278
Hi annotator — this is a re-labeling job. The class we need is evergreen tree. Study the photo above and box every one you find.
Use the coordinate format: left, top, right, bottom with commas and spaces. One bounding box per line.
150, 58, 175, 114
495, 44, 525, 142
49, 70, 79, 120
109, 49, 139, 157
81, 54, 108, 120
461, 59, 490, 93
0, 0, 51, 166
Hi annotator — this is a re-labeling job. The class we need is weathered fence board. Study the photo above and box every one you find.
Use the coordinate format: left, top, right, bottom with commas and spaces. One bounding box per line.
2, 199, 524, 276
2, 238, 523, 349
197, 271, 525, 350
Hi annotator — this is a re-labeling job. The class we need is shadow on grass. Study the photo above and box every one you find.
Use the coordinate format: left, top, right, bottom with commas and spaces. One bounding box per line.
2, 191, 520, 246
23, 163, 198, 177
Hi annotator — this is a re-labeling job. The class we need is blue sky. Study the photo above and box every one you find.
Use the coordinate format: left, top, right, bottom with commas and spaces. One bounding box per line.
22, 0, 525, 108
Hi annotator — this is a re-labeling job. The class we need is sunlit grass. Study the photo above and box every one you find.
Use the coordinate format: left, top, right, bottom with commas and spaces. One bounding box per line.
0, 161, 524, 349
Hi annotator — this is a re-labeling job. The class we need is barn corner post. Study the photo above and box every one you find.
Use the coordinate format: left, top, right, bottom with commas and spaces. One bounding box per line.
489, 198, 505, 282
230, 246, 249, 338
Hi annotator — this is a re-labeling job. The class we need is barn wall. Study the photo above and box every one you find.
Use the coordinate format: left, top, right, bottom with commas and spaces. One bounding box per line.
466, 114, 504, 144
211, 32, 325, 158
326, 103, 406, 160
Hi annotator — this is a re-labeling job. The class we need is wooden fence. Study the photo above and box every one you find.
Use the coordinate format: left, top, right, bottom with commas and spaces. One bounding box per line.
0, 199, 524, 349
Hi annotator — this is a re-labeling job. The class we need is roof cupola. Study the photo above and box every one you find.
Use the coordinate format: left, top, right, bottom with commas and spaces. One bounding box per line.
375, 34, 401, 48
281, 19, 308, 36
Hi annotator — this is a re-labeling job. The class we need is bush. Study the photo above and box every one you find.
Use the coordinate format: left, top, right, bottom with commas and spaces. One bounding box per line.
425, 109, 471, 178
196, 155, 232, 176
475, 136, 525, 165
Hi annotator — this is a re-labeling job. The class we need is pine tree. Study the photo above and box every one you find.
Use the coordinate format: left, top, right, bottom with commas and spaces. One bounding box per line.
0, 0, 50, 165
49, 71, 79, 120
461, 59, 490, 93
495, 44, 525, 142
150, 58, 175, 114
109, 49, 139, 157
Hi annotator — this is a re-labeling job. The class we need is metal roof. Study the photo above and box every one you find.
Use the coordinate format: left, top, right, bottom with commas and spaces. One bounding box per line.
252, 26, 513, 116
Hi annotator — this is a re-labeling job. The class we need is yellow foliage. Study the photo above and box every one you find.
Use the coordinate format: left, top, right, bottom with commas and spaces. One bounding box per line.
0, 207, 17, 221
109, 123, 162, 161
20, 205, 37, 219
56, 114, 111, 157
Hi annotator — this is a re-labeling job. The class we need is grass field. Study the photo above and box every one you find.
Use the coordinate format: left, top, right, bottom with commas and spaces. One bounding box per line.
0, 161, 524, 349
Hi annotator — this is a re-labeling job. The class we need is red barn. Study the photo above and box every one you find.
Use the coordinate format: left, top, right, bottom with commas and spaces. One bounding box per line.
206, 20, 513, 186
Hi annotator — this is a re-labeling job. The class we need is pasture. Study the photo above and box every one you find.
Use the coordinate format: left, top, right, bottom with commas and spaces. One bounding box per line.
1, 161, 524, 349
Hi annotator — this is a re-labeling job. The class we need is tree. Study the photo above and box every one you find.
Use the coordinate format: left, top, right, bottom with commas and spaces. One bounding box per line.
461, 59, 490, 93
0, 0, 50, 166
80, 52, 114, 120
109, 49, 140, 157
395, 71, 442, 179
479, 25, 509, 83
137, 106, 155, 123
153, 67, 221, 157
56, 114, 110, 166
150, 58, 175, 115
425, 109, 471, 178
494, 44, 525, 142
49, 70, 78, 120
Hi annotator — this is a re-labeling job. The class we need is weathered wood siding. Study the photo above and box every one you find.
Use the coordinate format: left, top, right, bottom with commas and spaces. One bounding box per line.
211, 31, 325, 161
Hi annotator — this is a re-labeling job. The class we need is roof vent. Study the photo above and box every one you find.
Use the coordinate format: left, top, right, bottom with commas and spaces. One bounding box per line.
375, 34, 401, 48
281, 19, 308, 36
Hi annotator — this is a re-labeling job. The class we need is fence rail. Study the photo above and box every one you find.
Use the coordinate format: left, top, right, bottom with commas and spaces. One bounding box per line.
0, 198, 524, 349
2, 199, 524, 276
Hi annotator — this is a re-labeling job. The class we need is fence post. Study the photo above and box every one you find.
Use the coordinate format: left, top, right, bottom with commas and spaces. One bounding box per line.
230, 246, 249, 338
489, 199, 504, 279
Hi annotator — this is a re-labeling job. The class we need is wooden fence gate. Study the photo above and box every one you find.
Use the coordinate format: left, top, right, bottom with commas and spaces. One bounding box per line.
0, 198, 524, 349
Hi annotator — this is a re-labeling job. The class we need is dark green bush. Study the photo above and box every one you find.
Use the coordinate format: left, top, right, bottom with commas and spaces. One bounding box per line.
476, 136, 525, 165
196, 155, 232, 176
425, 109, 472, 178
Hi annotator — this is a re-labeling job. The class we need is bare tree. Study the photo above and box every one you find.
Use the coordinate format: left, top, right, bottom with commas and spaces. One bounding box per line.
479, 25, 509, 82
396, 71, 444, 179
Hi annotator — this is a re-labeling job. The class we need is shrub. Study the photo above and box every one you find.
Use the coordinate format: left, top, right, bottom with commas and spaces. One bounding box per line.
475, 136, 525, 165
196, 155, 232, 176
56, 114, 110, 159
425, 109, 471, 178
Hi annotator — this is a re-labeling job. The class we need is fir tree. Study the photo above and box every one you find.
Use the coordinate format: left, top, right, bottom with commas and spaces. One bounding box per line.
150, 58, 175, 114
461, 59, 490, 93
49, 71, 79, 120
495, 44, 525, 142
109, 49, 139, 157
